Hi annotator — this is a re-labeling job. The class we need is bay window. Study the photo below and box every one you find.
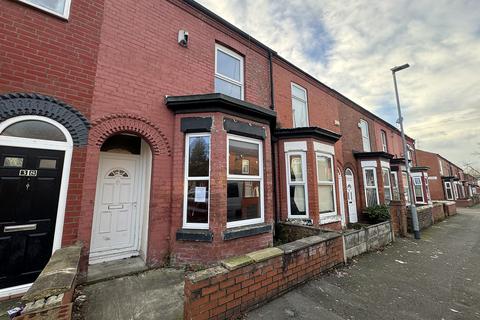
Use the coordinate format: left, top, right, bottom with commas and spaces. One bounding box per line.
227, 135, 263, 227
363, 167, 379, 207
382, 167, 392, 203
286, 152, 308, 217
413, 176, 424, 203
291, 83, 309, 128
391, 171, 400, 201
402, 172, 411, 204
317, 153, 336, 215
183, 134, 211, 228
215, 44, 244, 100
445, 181, 453, 200
18, 0, 72, 19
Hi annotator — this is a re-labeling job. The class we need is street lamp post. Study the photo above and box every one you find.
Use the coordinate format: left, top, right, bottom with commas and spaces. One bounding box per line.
391, 63, 421, 239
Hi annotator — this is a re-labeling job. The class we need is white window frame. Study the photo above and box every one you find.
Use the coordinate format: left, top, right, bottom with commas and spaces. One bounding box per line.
412, 176, 425, 204
363, 167, 379, 207
291, 83, 309, 128
359, 119, 371, 152
391, 171, 400, 201
402, 172, 411, 205
382, 167, 392, 203
316, 152, 337, 218
453, 181, 459, 199
380, 130, 388, 152
17, 0, 72, 19
286, 151, 309, 218
183, 133, 211, 229
226, 134, 264, 228
444, 181, 454, 200
215, 44, 244, 100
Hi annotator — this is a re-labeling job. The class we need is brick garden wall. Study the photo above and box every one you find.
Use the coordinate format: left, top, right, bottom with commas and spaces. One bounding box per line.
431, 203, 446, 223
407, 206, 433, 232
444, 202, 457, 216
184, 234, 343, 319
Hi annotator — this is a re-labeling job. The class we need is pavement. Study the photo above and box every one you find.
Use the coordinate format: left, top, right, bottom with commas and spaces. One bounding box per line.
78, 268, 184, 320
248, 206, 480, 320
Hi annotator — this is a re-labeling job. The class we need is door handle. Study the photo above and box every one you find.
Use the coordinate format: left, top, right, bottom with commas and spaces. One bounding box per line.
4, 224, 37, 233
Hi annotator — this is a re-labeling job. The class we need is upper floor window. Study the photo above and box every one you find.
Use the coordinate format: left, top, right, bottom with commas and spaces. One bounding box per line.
439, 159, 444, 175
359, 120, 371, 152
18, 0, 72, 19
215, 44, 244, 100
380, 130, 388, 152
291, 83, 309, 128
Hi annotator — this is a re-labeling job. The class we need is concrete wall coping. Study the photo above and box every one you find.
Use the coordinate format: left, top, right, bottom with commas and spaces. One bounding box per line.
22, 245, 81, 302
278, 233, 341, 254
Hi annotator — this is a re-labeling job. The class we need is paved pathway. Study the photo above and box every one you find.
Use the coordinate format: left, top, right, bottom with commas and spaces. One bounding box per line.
248, 207, 480, 320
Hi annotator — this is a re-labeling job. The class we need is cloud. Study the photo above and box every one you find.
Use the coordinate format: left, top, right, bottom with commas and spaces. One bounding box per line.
197, 0, 480, 169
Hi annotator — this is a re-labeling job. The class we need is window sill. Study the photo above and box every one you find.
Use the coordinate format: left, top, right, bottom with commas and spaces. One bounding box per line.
176, 229, 213, 242
319, 213, 340, 225
223, 223, 272, 241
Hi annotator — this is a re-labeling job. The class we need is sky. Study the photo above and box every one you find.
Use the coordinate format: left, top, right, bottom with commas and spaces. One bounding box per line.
197, 0, 480, 170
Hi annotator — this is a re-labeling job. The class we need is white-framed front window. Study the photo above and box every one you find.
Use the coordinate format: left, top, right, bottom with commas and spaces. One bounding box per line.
291, 83, 309, 128
226, 135, 264, 228
215, 44, 244, 100
391, 171, 400, 201
359, 120, 371, 152
286, 152, 308, 218
183, 134, 211, 229
363, 167, 379, 207
453, 182, 459, 199
382, 167, 392, 203
316, 153, 336, 216
402, 172, 411, 205
380, 130, 388, 152
17, 0, 72, 19
413, 176, 425, 203
444, 181, 454, 200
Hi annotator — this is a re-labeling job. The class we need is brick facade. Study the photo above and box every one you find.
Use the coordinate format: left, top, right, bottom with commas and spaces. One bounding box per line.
0, 0, 444, 289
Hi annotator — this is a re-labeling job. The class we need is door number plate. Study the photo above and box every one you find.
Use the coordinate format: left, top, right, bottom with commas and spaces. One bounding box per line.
19, 169, 37, 177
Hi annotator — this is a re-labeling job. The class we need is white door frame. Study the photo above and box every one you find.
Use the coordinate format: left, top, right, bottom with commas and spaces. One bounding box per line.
0, 115, 73, 299
89, 141, 151, 264
345, 168, 358, 223
337, 169, 346, 227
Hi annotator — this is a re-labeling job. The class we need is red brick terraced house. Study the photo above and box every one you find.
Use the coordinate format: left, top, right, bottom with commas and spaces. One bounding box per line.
0, 0, 432, 298
416, 149, 478, 207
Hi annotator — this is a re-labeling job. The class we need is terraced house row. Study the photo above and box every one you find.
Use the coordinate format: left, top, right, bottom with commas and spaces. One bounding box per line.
0, 0, 478, 299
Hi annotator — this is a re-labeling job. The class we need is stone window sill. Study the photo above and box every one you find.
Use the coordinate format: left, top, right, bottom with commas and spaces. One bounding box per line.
223, 223, 272, 241
176, 229, 213, 242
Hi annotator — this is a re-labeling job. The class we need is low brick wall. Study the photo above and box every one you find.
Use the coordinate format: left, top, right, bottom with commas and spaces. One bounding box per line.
275, 222, 335, 244
456, 199, 473, 207
184, 233, 343, 319
407, 205, 433, 232
343, 221, 393, 260
388, 201, 407, 236
18, 245, 81, 317
443, 201, 457, 216
431, 203, 446, 223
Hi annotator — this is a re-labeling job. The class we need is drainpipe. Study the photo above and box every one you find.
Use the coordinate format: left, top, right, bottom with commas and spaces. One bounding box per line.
269, 50, 280, 224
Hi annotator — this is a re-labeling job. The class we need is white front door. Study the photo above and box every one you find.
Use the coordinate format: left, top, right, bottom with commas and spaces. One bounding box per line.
345, 169, 358, 223
90, 153, 140, 263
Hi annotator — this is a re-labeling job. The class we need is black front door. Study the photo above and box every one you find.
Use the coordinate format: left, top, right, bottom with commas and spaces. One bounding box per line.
0, 146, 64, 289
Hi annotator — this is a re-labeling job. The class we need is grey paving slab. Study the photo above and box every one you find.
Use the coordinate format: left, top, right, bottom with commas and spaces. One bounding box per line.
248, 207, 480, 320
81, 268, 184, 320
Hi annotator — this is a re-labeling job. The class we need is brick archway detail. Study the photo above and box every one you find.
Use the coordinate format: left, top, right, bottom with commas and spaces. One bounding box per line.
89, 113, 171, 156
